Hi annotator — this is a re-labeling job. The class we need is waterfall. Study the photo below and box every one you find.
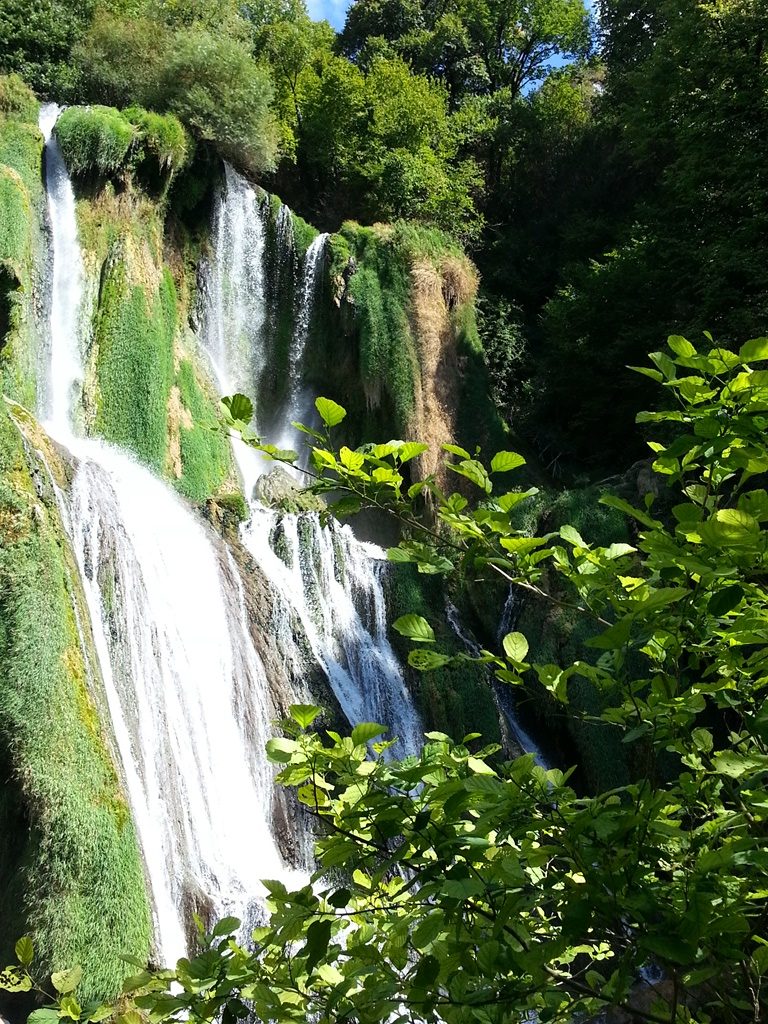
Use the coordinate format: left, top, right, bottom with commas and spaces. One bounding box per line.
243, 509, 423, 755
39, 105, 299, 965
275, 231, 329, 463
205, 166, 422, 756
446, 598, 548, 766
39, 104, 86, 436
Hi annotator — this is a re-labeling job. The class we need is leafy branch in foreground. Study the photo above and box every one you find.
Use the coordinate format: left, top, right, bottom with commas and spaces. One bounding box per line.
5, 334, 768, 1023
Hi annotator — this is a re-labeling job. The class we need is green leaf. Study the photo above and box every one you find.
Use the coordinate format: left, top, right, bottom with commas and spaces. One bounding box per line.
599, 494, 660, 528
351, 722, 387, 745
560, 524, 587, 548
220, 394, 253, 424
315, 397, 346, 428
212, 916, 241, 937
329, 495, 362, 518
58, 995, 81, 1021
500, 536, 546, 554
502, 631, 529, 663
408, 650, 454, 671
698, 508, 760, 547
497, 488, 538, 511
302, 919, 332, 974
51, 965, 83, 994
603, 542, 636, 560
490, 451, 526, 474
448, 459, 491, 493
0, 969, 31, 993
265, 737, 298, 763
87, 1008, 113, 1023
667, 335, 696, 358
28, 1011, 60, 1024
640, 934, 697, 965
442, 443, 470, 459
398, 442, 429, 463
327, 888, 351, 908
15, 936, 33, 966
739, 337, 768, 363
586, 616, 633, 650
393, 614, 435, 643
339, 446, 364, 471
629, 365, 664, 382
289, 704, 322, 729
708, 585, 745, 617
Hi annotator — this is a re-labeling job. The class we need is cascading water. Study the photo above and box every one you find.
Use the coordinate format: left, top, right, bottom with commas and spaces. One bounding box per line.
38, 104, 86, 436
39, 105, 299, 965
275, 230, 329, 462
446, 598, 548, 766
204, 166, 422, 756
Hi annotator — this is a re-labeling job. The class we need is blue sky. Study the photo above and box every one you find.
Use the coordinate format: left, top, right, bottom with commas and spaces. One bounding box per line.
307, 0, 595, 34
306, 0, 350, 30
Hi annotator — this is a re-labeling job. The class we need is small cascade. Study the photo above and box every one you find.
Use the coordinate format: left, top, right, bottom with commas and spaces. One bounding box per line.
39, 107, 300, 965
276, 232, 329, 463
204, 167, 422, 756
38, 104, 86, 436
243, 509, 423, 756
446, 598, 548, 766
205, 163, 267, 403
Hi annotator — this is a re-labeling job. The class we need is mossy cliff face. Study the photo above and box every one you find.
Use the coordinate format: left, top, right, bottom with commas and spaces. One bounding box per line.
0, 401, 151, 1003
0, 84, 45, 410
308, 222, 505, 480
69, 156, 235, 502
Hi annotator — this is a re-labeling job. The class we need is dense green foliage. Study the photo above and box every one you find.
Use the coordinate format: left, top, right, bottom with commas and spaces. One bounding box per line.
174, 359, 233, 503
71, 8, 277, 174
0, 402, 151, 1002
11, 334, 768, 1021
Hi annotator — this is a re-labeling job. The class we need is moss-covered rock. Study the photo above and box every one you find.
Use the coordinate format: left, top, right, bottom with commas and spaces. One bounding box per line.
171, 357, 233, 502
90, 242, 175, 471
0, 401, 151, 1003
305, 221, 505, 484
55, 105, 135, 178
0, 93, 43, 409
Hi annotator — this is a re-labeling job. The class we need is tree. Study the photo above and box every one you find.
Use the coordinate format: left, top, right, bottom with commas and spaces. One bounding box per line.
8, 334, 768, 1022
341, 0, 592, 104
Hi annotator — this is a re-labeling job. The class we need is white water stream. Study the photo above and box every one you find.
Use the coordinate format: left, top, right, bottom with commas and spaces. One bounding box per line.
204, 166, 422, 756
37, 107, 422, 965
39, 106, 299, 965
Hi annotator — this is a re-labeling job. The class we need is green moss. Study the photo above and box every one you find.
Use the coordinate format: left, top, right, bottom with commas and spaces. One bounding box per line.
453, 300, 508, 455
55, 105, 135, 177
93, 252, 175, 471
0, 110, 44, 409
0, 403, 151, 1000
174, 357, 233, 502
291, 211, 318, 257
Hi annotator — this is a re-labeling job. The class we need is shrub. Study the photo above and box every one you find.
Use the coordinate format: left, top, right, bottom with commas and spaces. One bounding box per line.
160, 27, 277, 174
0, 74, 37, 123
54, 105, 135, 177
124, 106, 191, 174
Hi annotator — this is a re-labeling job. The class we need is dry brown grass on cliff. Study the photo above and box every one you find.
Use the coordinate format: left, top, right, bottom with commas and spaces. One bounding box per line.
408, 257, 459, 487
